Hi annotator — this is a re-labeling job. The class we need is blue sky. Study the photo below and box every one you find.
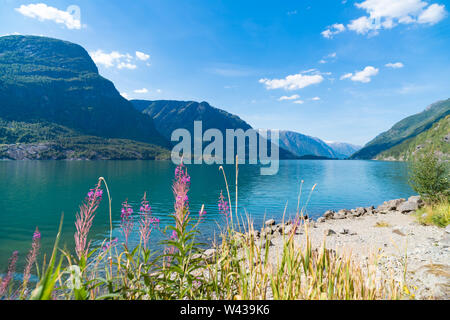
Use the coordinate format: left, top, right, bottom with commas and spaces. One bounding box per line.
1, 0, 449, 145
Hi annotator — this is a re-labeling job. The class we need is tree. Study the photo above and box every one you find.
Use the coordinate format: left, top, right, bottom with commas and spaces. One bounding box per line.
408, 151, 449, 203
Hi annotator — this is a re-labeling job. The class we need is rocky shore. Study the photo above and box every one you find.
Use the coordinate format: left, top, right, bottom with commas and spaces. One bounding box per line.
202, 196, 450, 299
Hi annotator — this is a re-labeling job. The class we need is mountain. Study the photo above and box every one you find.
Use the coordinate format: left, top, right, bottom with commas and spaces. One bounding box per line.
351, 99, 450, 159
132, 100, 252, 140
376, 115, 449, 161
277, 130, 338, 158
326, 142, 361, 158
132, 99, 299, 160
0, 35, 169, 153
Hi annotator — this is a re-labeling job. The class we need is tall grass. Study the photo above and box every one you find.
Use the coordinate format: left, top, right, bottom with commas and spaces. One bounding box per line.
0, 162, 407, 300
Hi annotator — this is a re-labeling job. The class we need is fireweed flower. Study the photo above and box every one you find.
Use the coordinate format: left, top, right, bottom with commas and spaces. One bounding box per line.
173, 162, 191, 233
102, 238, 118, 252
0, 250, 19, 296
75, 181, 103, 260
22, 227, 41, 290
218, 191, 230, 218
120, 200, 134, 247
139, 193, 158, 250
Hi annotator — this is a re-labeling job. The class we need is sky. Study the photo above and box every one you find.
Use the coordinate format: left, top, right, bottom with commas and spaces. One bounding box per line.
1, 0, 449, 145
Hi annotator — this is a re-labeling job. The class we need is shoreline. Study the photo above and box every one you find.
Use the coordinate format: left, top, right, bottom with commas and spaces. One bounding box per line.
203, 196, 450, 299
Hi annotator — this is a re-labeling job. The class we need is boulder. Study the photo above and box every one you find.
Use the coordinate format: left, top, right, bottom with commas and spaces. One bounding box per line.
283, 225, 293, 235
325, 229, 336, 236
408, 195, 424, 208
265, 219, 276, 226
334, 209, 348, 219
323, 210, 335, 219
377, 198, 405, 213
203, 249, 217, 263
397, 201, 419, 213
317, 217, 326, 223
354, 207, 366, 217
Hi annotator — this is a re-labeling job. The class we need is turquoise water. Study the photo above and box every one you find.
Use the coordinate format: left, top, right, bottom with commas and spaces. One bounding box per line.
0, 160, 414, 269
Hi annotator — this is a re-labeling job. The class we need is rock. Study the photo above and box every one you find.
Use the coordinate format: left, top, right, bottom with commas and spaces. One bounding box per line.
408, 195, 424, 208
265, 219, 276, 226
203, 249, 217, 263
334, 209, 348, 219
317, 217, 326, 223
354, 207, 366, 217
398, 201, 419, 213
283, 225, 293, 235
325, 229, 336, 236
323, 210, 335, 219
445, 225, 450, 234
338, 228, 349, 235
263, 226, 274, 236
392, 227, 406, 236
377, 198, 406, 213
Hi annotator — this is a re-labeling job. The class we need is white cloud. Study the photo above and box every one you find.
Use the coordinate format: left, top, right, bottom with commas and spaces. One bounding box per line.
340, 73, 353, 80
259, 72, 324, 91
418, 3, 447, 24
134, 88, 148, 94
136, 51, 150, 61
90, 50, 147, 70
293, 100, 305, 104
346, 0, 447, 35
321, 23, 346, 38
278, 94, 300, 101
340, 66, 379, 83
15, 3, 81, 30
319, 52, 337, 64
385, 62, 404, 68
90, 50, 126, 68
311, 97, 321, 101
117, 62, 137, 70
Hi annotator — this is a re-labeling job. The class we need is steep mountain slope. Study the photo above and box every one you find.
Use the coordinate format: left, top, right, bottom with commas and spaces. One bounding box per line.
0, 119, 170, 160
277, 131, 338, 158
0, 35, 168, 148
376, 115, 450, 161
132, 100, 252, 140
351, 99, 450, 159
132, 99, 299, 159
326, 142, 361, 158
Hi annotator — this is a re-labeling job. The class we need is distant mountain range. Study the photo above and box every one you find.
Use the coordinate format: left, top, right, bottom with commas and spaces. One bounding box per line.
0, 35, 447, 162
351, 99, 450, 160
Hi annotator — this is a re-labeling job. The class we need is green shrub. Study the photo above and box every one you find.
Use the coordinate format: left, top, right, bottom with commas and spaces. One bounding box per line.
408, 151, 449, 204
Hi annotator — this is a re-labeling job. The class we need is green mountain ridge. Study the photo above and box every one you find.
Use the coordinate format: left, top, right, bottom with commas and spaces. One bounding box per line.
351, 98, 450, 159
0, 35, 169, 150
376, 115, 450, 161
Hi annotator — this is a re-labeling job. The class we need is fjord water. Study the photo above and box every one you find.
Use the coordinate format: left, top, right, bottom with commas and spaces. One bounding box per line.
0, 160, 414, 268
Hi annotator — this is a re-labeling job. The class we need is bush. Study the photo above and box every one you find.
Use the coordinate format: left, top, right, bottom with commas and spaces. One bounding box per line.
408, 151, 449, 204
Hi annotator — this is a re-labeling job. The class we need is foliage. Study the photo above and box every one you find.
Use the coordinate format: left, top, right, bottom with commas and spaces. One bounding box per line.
0, 118, 170, 160
415, 201, 450, 228
408, 151, 449, 203
378, 115, 450, 161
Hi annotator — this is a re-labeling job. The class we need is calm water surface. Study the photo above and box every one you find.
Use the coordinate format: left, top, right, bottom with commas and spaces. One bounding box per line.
0, 160, 414, 269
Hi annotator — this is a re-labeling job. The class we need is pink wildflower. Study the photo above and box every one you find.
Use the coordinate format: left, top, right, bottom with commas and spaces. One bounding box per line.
218, 191, 230, 218
120, 200, 134, 247
172, 162, 191, 233
75, 181, 103, 260
0, 251, 19, 296
139, 193, 158, 250
22, 227, 41, 289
